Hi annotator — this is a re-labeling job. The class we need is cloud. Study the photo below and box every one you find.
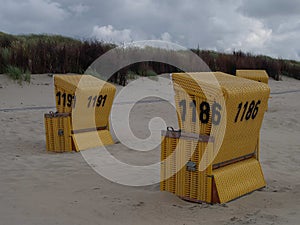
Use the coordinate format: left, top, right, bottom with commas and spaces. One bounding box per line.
219, 17, 273, 53
92, 25, 132, 43
160, 32, 172, 42
238, 0, 300, 18
0, 0, 299, 60
68, 3, 89, 15
236, 0, 300, 59
0, 0, 68, 33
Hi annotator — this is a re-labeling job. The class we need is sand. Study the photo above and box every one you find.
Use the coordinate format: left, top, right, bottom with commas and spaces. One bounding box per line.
0, 74, 299, 225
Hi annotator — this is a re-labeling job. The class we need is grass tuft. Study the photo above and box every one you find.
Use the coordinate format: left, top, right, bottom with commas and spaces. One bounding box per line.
24, 69, 31, 83
126, 70, 138, 80
6, 65, 23, 80
6, 65, 31, 84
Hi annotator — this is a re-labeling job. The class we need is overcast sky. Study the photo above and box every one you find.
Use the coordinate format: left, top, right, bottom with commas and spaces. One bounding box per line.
0, 0, 299, 60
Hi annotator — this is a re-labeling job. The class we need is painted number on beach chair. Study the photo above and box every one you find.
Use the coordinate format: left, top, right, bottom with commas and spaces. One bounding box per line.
56, 91, 75, 108
234, 100, 261, 122
179, 100, 222, 125
87, 95, 107, 108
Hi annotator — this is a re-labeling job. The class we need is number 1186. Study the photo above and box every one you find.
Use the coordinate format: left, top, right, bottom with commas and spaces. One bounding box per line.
234, 100, 261, 122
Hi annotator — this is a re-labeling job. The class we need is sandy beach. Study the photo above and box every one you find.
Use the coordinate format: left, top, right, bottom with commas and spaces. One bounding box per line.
0, 74, 299, 225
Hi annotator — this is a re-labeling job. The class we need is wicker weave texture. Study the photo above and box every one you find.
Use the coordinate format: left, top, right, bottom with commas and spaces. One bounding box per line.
44, 113, 73, 152
172, 72, 270, 165
213, 157, 266, 203
72, 130, 114, 151
51, 74, 116, 151
236, 70, 269, 84
160, 133, 213, 203
54, 74, 116, 130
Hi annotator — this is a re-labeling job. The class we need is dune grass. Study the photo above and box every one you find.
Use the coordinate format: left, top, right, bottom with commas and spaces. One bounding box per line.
0, 31, 299, 83
6, 65, 31, 84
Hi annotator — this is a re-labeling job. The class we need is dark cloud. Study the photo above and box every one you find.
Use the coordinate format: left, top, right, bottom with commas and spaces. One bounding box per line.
238, 0, 300, 18
237, 0, 300, 59
0, 0, 299, 60
0, 0, 67, 34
